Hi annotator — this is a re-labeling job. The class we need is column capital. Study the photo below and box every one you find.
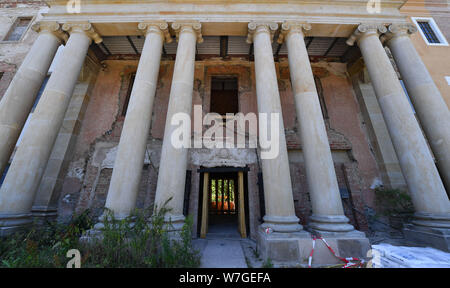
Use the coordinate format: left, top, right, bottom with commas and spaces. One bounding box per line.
381, 23, 418, 44
62, 22, 102, 44
246, 22, 278, 44
31, 21, 68, 44
171, 21, 203, 43
138, 21, 172, 43
277, 21, 311, 44
346, 23, 387, 46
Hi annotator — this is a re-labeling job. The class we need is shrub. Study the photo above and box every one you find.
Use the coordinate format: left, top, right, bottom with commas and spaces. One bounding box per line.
0, 210, 92, 268
0, 203, 200, 268
374, 187, 414, 216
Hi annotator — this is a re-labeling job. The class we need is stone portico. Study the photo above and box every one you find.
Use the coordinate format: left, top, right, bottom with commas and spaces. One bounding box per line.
0, 0, 449, 265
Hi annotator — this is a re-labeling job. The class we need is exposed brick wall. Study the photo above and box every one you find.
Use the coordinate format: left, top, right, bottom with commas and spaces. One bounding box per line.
0, 1, 46, 8
59, 58, 379, 233
290, 161, 369, 232
0, 62, 16, 100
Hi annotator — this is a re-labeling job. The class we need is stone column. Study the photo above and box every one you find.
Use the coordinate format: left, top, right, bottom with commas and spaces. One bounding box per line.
154, 22, 202, 230
247, 22, 302, 233
0, 22, 66, 177
104, 22, 171, 219
0, 23, 101, 236
278, 22, 354, 233
347, 24, 449, 229
383, 23, 450, 192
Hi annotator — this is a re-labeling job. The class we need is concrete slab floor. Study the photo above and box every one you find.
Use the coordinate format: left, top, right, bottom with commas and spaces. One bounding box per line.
194, 238, 248, 268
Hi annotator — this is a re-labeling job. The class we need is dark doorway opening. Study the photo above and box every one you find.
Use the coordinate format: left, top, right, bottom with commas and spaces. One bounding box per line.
197, 167, 249, 239
208, 172, 239, 237
210, 77, 238, 116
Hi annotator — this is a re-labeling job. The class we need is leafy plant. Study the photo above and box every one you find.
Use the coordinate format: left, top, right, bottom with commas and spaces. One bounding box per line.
374, 187, 414, 216
262, 258, 273, 268
0, 210, 93, 268
0, 202, 200, 268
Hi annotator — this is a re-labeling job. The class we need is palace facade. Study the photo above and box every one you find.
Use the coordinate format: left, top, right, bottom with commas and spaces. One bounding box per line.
0, 0, 449, 265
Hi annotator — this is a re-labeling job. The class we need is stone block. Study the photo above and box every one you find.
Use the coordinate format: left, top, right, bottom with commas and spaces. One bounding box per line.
257, 228, 312, 266
403, 224, 450, 252
257, 227, 371, 267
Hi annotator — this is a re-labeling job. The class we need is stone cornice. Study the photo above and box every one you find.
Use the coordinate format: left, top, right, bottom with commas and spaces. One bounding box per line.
46, 0, 406, 9
40, 1, 409, 38
171, 21, 203, 43
138, 21, 172, 43
246, 22, 278, 44
277, 21, 311, 44
31, 21, 68, 44
346, 23, 387, 46
62, 22, 103, 44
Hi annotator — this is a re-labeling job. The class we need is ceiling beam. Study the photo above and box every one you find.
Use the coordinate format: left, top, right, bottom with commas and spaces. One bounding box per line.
220, 36, 228, 58
126, 36, 139, 54
324, 37, 339, 57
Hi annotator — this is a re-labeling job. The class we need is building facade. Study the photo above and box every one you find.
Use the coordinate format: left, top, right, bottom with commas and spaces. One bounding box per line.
0, 0, 449, 264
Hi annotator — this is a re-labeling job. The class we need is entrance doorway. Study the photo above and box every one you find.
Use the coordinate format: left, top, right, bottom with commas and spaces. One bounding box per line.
198, 168, 248, 238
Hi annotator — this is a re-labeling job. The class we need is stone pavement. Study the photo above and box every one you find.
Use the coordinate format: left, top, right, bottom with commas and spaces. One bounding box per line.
195, 238, 248, 268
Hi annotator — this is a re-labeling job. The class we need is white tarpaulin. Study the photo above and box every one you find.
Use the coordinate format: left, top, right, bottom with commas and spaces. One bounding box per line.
371, 243, 450, 268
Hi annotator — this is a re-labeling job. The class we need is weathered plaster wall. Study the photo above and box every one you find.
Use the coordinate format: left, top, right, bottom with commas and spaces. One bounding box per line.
0, 2, 46, 99
59, 57, 380, 236
318, 62, 380, 208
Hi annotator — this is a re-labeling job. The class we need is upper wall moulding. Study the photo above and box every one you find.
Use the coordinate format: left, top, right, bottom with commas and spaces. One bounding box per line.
41, 1, 409, 37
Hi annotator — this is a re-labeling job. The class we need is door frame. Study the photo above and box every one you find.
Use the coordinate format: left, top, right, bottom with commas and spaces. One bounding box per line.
197, 166, 249, 238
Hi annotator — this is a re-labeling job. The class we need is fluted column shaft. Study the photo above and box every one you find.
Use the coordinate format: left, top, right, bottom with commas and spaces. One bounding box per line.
0, 22, 65, 177
280, 22, 354, 232
348, 24, 449, 228
104, 23, 171, 219
0, 23, 101, 234
248, 22, 302, 232
154, 22, 202, 229
384, 24, 450, 192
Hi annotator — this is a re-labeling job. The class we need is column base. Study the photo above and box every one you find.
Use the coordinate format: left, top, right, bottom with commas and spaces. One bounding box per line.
0, 212, 33, 237
31, 206, 58, 225
257, 226, 311, 266
80, 213, 186, 244
261, 215, 303, 232
163, 214, 186, 232
80, 212, 136, 244
256, 225, 371, 267
309, 214, 355, 232
410, 212, 450, 229
403, 223, 450, 252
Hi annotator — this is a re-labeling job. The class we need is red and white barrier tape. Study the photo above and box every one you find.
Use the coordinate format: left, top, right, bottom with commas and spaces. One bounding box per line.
308, 235, 365, 268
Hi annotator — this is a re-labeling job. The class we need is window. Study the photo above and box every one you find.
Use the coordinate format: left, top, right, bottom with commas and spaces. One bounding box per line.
210, 77, 239, 116
3, 17, 32, 42
411, 17, 448, 46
